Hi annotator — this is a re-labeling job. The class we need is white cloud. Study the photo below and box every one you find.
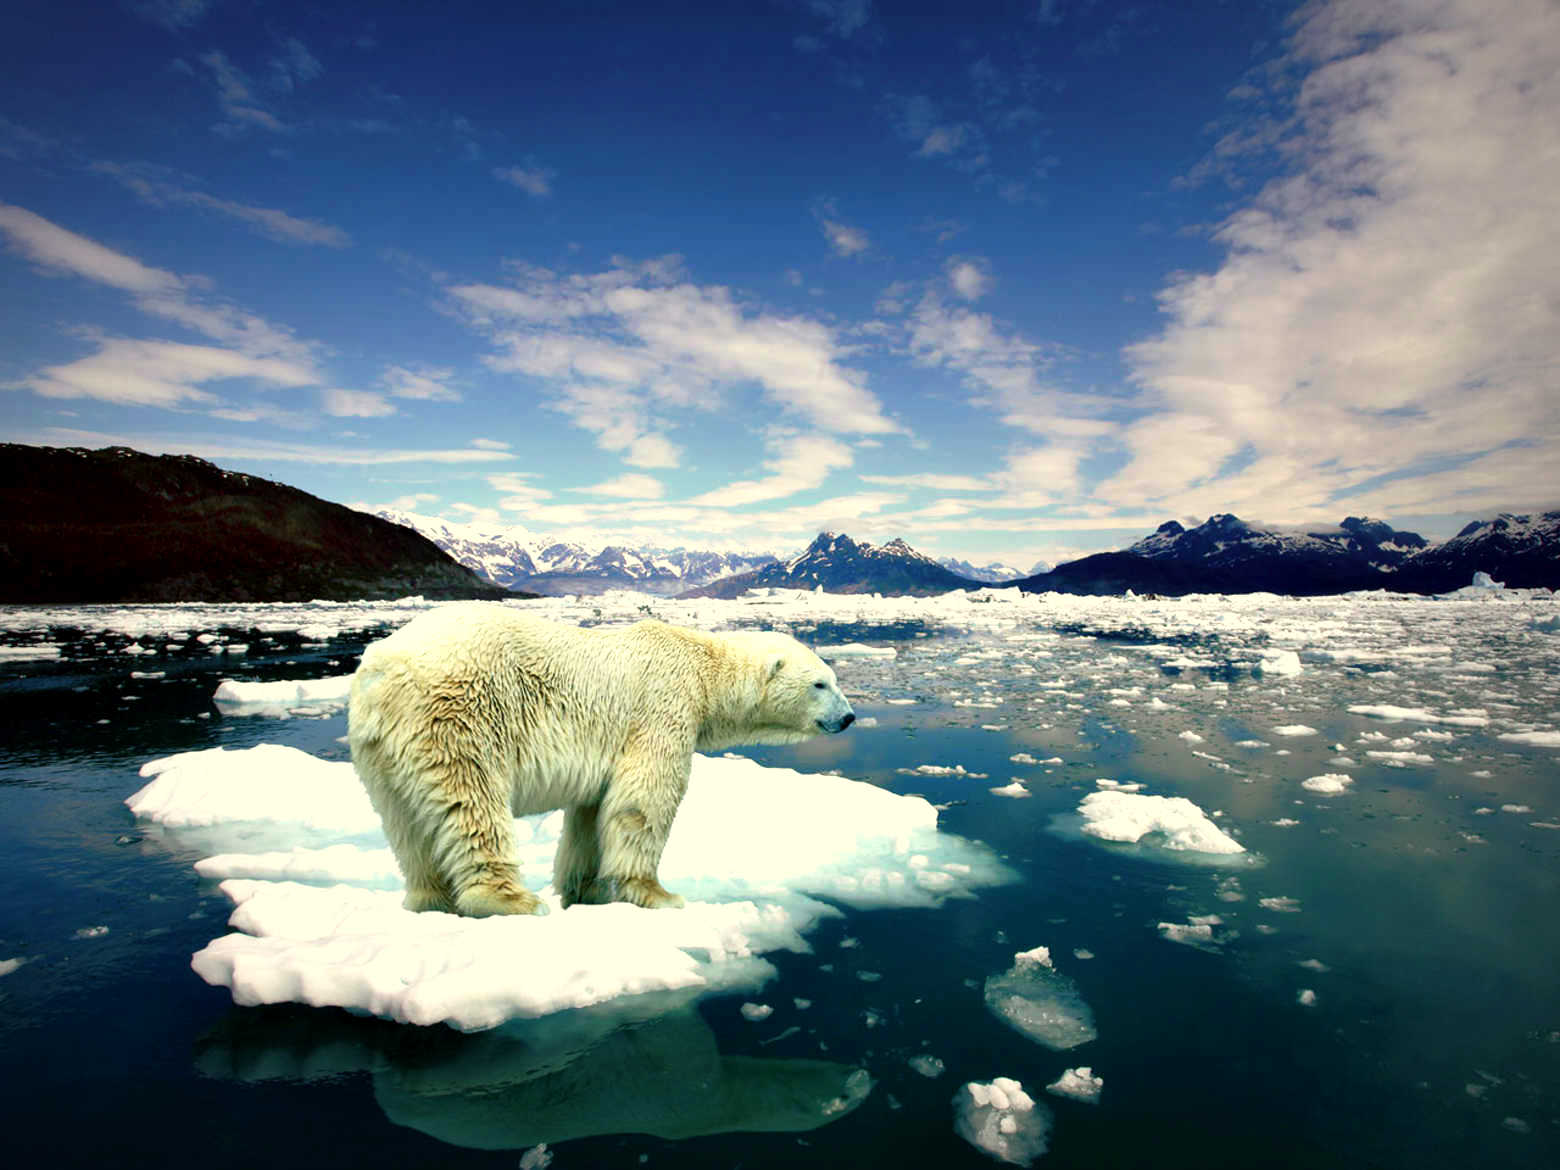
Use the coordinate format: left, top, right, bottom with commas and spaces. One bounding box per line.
575, 473, 665, 499
449, 257, 898, 469
130, 0, 213, 31
493, 165, 556, 197
382, 364, 460, 401
0, 202, 316, 366
388, 492, 439, 511
0, 203, 180, 294
7, 427, 517, 466
819, 214, 869, 257
270, 39, 322, 93
469, 437, 511, 450
20, 339, 316, 408
685, 433, 853, 507
860, 472, 990, 491
946, 257, 990, 301
1111, 0, 1560, 521
322, 388, 397, 418
96, 166, 351, 248
197, 51, 288, 134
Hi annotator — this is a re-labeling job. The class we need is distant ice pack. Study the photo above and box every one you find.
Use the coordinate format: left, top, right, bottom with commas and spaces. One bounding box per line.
127, 744, 1014, 1031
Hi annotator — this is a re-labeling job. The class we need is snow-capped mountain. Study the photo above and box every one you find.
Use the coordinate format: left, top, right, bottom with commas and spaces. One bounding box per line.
936, 556, 1029, 584
1017, 510, 1559, 596
373, 509, 777, 596
686, 532, 983, 598
1401, 510, 1560, 591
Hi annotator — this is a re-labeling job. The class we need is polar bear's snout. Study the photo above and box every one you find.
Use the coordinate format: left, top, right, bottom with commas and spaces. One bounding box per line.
816, 688, 855, 734
820, 709, 856, 734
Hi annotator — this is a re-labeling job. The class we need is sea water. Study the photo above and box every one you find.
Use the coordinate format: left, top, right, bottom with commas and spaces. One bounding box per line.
0, 588, 1556, 1168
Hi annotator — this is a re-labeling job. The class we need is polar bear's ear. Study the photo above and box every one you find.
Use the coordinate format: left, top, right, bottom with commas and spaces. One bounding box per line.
767, 654, 786, 679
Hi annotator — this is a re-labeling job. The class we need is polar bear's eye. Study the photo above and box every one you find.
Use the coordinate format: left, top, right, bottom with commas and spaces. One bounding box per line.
813, 681, 826, 689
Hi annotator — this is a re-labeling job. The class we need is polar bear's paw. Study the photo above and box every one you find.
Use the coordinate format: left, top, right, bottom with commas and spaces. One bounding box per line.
573, 875, 686, 910
454, 882, 550, 918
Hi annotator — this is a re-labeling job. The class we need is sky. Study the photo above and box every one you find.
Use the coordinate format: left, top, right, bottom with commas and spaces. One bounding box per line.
2, 0, 1557, 569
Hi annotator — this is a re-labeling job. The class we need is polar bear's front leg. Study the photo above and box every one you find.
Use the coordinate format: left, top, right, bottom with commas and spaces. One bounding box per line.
577, 758, 690, 910
555, 802, 603, 909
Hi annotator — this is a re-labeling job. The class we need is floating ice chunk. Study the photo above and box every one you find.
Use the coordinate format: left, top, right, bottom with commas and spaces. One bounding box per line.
1365, 750, 1434, 766
0, 957, 25, 976
139, 745, 1011, 1031
1271, 818, 1299, 827
896, 763, 989, 779
908, 1054, 945, 1078
1045, 1066, 1102, 1104
1272, 725, 1318, 737
73, 925, 109, 939
1497, 731, 1560, 748
1256, 650, 1302, 676
212, 675, 355, 717
741, 1002, 774, 1022
989, 782, 1030, 798
1347, 704, 1489, 727
815, 642, 897, 660
1298, 958, 1329, 972
0, 644, 61, 660
1259, 896, 1301, 913
1074, 790, 1246, 856
1009, 753, 1039, 765
954, 1078, 1051, 1166
1157, 921, 1215, 948
129, 670, 165, 679
1094, 778, 1143, 793
518, 1143, 552, 1170
1297, 989, 1317, 1007
1178, 730, 1205, 744
128, 745, 381, 836
1501, 804, 1533, 814
1301, 774, 1354, 795
983, 947, 1097, 1051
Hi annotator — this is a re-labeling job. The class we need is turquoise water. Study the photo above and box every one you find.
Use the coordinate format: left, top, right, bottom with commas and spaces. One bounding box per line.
0, 595, 1556, 1167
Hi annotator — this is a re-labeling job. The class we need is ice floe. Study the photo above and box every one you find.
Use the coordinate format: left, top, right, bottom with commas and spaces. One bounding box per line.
212, 675, 355, 718
1301, 773, 1354, 795
954, 1077, 1051, 1166
983, 946, 1097, 1051
1045, 1066, 1102, 1104
1067, 789, 1249, 860
127, 744, 1013, 1031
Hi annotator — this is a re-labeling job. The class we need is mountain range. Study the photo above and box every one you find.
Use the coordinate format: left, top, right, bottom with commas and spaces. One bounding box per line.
0, 445, 512, 603
389, 507, 1559, 599
373, 510, 1032, 594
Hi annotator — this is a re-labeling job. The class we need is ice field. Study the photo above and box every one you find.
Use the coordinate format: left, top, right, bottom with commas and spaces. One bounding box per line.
1, 583, 1557, 1168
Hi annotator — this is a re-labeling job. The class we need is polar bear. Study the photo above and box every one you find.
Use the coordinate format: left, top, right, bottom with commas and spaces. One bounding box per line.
347, 603, 855, 917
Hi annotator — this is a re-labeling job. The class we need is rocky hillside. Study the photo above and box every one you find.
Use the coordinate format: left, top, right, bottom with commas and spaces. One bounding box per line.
0, 444, 515, 603
1399, 511, 1560, 591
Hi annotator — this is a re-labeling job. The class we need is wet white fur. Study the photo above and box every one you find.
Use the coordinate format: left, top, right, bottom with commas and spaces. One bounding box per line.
347, 603, 853, 916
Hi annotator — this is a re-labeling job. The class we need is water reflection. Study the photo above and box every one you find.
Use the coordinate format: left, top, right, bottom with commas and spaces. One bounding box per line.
197, 1002, 872, 1149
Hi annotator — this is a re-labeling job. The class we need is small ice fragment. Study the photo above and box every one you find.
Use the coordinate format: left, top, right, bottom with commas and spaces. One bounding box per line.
1301, 773, 1354, 795
1256, 650, 1302, 676
793, 998, 812, 1011
1272, 725, 1318, 737
72, 925, 109, 940
1259, 897, 1301, 913
519, 1143, 553, 1170
1501, 804, 1533, 814
1045, 1066, 1103, 1104
990, 781, 1030, 798
1157, 921, 1215, 947
740, 1002, 774, 1022
1076, 790, 1245, 855
1501, 1117, 1530, 1134
1178, 730, 1205, 744
909, 1054, 946, 1078
1298, 958, 1329, 972
1297, 989, 1317, 1007
1072, 948, 1093, 961
0, 957, 23, 977
1272, 818, 1300, 827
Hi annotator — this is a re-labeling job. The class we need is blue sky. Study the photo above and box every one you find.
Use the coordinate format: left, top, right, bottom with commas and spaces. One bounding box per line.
3, 0, 1556, 568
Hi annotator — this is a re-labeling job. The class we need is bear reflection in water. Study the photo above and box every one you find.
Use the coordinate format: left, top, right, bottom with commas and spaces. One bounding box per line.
196, 1001, 873, 1148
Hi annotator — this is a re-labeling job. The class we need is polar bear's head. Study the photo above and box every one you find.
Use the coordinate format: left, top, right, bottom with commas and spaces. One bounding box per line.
719, 631, 855, 745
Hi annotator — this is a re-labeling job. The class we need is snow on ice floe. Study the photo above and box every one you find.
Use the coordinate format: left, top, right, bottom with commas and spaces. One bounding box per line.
1301, 773, 1354, 795
1045, 1067, 1103, 1104
814, 642, 897, 659
1061, 789, 1252, 864
1272, 724, 1319, 737
127, 744, 1013, 1031
1497, 730, 1560, 748
1347, 704, 1491, 727
983, 946, 1097, 1052
1255, 649, 1302, 676
212, 675, 355, 718
954, 1077, 1051, 1166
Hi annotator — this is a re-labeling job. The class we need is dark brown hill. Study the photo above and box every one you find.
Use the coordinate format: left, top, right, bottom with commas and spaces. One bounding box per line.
0, 444, 518, 603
